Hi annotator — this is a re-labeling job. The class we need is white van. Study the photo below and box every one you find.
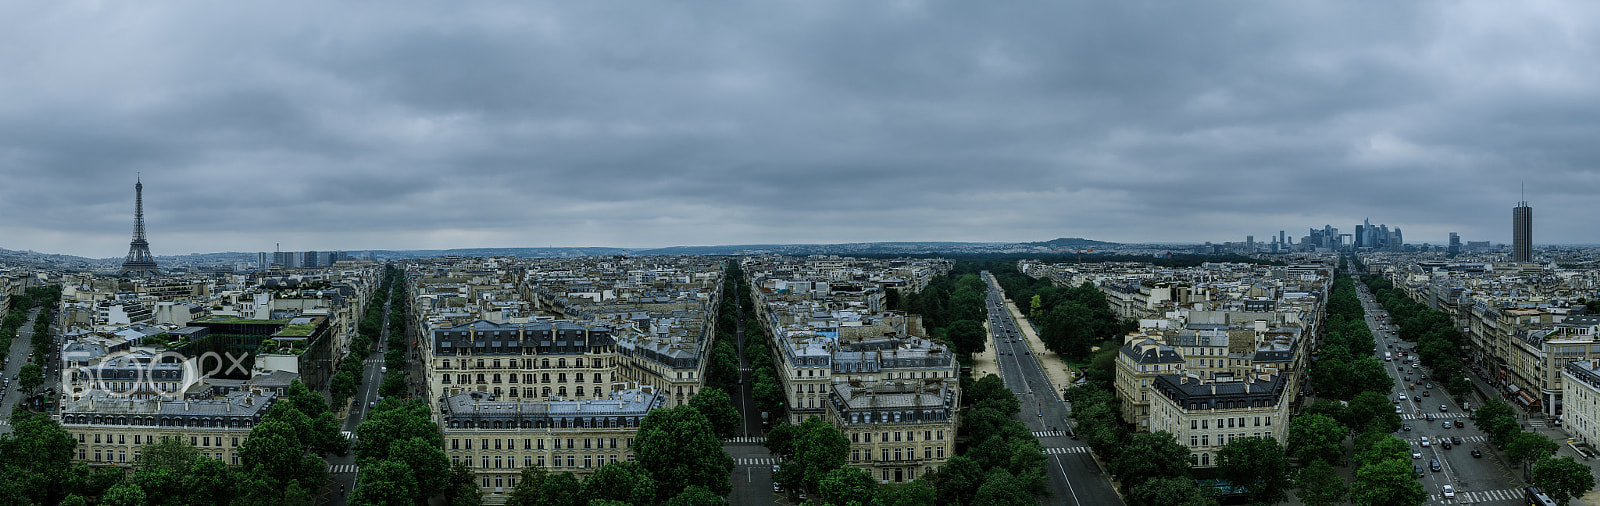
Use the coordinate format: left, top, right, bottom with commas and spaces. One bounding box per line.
1385, 352, 1392, 361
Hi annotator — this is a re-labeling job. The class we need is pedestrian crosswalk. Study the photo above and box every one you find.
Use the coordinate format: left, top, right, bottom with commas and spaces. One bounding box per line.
1529, 419, 1547, 428
726, 436, 767, 444
737, 457, 780, 465
328, 464, 360, 474
1032, 431, 1069, 438
1411, 436, 1486, 445
1044, 447, 1089, 455
1431, 487, 1522, 503
1402, 413, 1468, 420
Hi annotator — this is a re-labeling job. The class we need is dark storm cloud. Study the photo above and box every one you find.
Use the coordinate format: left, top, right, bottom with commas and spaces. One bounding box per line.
2, 0, 1598, 257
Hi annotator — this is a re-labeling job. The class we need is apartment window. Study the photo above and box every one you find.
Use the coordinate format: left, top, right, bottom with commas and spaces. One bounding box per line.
584, 456, 592, 468
539, 439, 546, 450
1265, 417, 1272, 426
1192, 436, 1198, 446
466, 440, 473, 450
442, 360, 451, 369
495, 456, 502, 469
881, 449, 889, 461
610, 438, 617, 449
232, 437, 238, 447
95, 451, 102, 461
852, 433, 859, 443
554, 439, 562, 449
191, 437, 197, 446
524, 456, 533, 468
482, 456, 489, 468
524, 439, 532, 450
482, 439, 489, 450
537, 456, 545, 467
925, 447, 932, 459
95, 434, 102, 444
452, 439, 459, 450
937, 431, 943, 440
593, 373, 601, 383
494, 439, 502, 450
852, 450, 859, 462
1191, 420, 1198, 430
937, 447, 944, 459
133, 435, 141, 445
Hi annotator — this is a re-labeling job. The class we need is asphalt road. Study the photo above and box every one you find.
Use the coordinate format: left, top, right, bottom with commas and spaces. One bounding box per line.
325, 289, 398, 504
1358, 282, 1529, 505
0, 307, 42, 431
983, 272, 1122, 506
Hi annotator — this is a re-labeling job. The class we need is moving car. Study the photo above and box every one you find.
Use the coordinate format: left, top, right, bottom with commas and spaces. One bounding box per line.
1412, 450, 1422, 459
1402, 424, 1411, 431
1443, 485, 1455, 499
1430, 459, 1441, 472
1420, 436, 1430, 447
1472, 449, 1483, 458
1455, 420, 1464, 428
1440, 404, 1449, 412
1452, 436, 1462, 445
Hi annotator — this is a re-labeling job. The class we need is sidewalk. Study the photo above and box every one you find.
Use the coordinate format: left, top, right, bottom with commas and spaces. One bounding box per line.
970, 319, 1001, 380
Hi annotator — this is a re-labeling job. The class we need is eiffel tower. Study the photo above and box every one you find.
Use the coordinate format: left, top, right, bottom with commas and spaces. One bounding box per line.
120, 177, 159, 277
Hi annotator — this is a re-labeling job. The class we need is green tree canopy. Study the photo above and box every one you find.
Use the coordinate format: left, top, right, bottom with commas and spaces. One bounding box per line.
580, 460, 657, 505
1349, 458, 1427, 506
1287, 413, 1346, 466
687, 386, 742, 440
875, 480, 937, 506
1217, 435, 1292, 505
1533, 456, 1597, 506
1128, 476, 1217, 506
635, 404, 735, 500
1507, 431, 1561, 469
817, 465, 877, 506
972, 468, 1039, 506
664, 485, 728, 506
1295, 459, 1349, 506
1111, 431, 1191, 490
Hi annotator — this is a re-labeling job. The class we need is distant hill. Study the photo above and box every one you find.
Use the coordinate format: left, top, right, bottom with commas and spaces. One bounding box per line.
363, 247, 630, 260
1024, 237, 1121, 249
2, 238, 1137, 270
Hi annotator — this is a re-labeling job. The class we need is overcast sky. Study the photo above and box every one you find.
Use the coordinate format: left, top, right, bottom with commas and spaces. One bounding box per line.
3, 1, 1598, 258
